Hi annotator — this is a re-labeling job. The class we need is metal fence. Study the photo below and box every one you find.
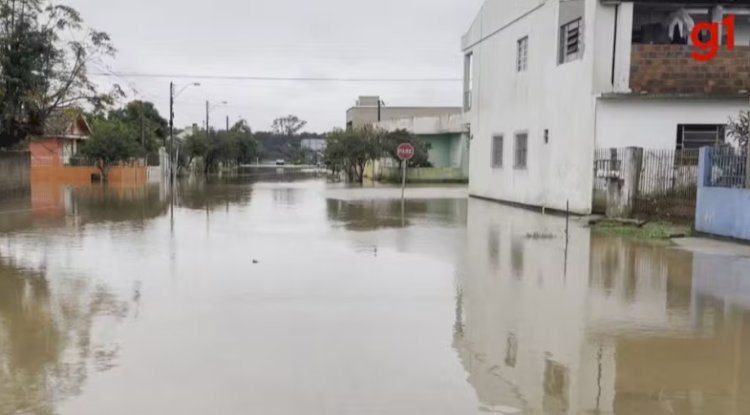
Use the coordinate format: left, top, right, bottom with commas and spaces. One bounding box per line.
707, 146, 747, 188
593, 148, 700, 219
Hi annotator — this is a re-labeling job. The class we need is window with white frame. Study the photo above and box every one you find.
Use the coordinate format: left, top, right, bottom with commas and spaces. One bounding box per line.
492, 135, 504, 168
514, 132, 528, 169
517, 36, 528, 72
559, 18, 582, 64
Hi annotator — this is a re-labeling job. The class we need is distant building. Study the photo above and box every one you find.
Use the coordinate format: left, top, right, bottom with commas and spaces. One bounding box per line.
346, 96, 461, 129
28, 108, 150, 185
369, 114, 470, 183
300, 137, 327, 153
29, 109, 91, 167
463, 0, 750, 214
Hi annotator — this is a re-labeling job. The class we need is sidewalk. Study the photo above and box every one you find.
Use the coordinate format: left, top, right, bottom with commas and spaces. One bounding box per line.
672, 237, 750, 258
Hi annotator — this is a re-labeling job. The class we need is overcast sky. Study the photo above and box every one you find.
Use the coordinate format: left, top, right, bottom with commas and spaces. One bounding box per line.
66, 0, 484, 132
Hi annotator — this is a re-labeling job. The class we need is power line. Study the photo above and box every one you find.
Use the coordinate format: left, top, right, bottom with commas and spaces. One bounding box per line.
90, 63, 163, 102
90, 71, 462, 83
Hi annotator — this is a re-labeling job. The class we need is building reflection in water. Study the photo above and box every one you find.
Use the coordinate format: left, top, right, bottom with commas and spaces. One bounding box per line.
455, 198, 750, 414
326, 198, 467, 231
11, 182, 170, 229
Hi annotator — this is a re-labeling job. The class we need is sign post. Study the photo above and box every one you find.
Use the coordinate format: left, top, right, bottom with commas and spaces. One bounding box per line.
397, 143, 415, 225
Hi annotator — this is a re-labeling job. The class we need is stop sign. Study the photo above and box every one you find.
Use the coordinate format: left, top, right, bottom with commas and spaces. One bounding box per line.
397, 143, 415, 161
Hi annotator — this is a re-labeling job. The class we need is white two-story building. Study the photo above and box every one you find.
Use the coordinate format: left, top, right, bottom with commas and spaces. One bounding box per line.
463, 0, 750, 214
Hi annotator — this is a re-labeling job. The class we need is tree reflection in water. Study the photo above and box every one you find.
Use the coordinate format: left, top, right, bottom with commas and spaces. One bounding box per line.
0, 258, 129, 414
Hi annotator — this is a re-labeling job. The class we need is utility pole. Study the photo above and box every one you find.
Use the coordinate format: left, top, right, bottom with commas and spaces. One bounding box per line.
377, 99, 382, 122
226, 115, 229, 131
205, 100, 210, 138
169, 82, 175, 186
168, 81, 200, 186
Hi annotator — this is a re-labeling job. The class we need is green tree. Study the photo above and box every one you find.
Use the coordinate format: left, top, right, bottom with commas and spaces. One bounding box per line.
381, 129, 432, 168
78, 119, 139, 181
180, 119, 259, 174
0, 0, 122, 148
181, 130, 208, 170
107, 100, 168, 153
325, 127, 382, 183
728, 110, 749, 152
271, 114, 307, 136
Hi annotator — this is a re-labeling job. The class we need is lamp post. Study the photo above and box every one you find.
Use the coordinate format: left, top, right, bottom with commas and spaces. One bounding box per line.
169, 82, 201, 186
205, 100, 229, 136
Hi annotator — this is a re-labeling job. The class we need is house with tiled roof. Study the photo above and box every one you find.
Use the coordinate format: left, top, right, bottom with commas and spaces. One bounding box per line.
29, 109, 91, 167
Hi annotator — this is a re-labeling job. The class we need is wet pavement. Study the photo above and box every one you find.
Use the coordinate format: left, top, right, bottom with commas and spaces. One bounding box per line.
0, 171, 749, 414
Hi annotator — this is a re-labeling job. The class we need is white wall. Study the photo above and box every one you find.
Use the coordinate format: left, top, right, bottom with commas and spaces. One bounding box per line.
595, 98, 750, 149
611, 3, 634, 93
463, 0, 608, 214
346, 107, 462, 129
373, 114, 467, 135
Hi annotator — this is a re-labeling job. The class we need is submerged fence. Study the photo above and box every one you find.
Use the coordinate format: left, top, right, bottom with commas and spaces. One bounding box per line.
593, 148, 700, 219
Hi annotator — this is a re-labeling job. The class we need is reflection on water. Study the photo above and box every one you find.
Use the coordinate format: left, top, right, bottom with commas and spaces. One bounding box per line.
326, 198, 466, 231
176, 178, 252, 211
456, 198, 750, 414
0, 257, 129, 415
1, 183, 170, 233
0, 177, 749, 414
69, 185, 169, 226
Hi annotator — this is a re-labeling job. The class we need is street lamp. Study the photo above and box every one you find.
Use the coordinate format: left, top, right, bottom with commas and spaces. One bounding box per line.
169, 82, 200, 186
206, 100, 229, 134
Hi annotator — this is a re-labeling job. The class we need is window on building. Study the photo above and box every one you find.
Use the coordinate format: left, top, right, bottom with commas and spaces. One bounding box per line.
676, 124, 726, 150
464, 53, 473, 111
514, 132, 528, 169
559, 18, 582, 64
516, 36, 528, 72
492, 134, 504, 168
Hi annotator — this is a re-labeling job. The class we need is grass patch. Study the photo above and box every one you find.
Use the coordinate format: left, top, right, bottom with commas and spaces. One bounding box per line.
592, 220, 692, 241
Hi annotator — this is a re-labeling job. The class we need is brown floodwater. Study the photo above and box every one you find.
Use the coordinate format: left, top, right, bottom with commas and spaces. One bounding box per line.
0, 172, 749, 414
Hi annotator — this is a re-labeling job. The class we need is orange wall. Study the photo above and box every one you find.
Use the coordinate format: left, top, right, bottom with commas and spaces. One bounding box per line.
29, 139, 63, 167
31, 166, 148, 184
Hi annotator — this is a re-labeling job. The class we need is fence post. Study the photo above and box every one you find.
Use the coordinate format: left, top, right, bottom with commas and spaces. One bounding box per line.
606, 147, 643, 219
698, 147, 712, 188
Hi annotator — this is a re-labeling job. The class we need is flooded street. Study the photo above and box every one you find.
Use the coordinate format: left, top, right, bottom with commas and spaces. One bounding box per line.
1, 173, 749, 414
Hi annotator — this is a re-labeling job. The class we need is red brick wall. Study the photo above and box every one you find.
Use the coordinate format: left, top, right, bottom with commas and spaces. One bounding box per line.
630, 44, 750, 95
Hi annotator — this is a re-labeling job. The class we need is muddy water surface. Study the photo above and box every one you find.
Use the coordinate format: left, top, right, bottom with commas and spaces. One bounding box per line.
0, 174, 748, 414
